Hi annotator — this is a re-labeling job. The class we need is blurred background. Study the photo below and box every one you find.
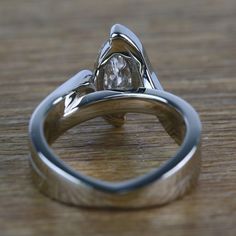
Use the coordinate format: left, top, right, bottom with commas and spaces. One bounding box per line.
1, 0, 235, 95
0, 0, 235, 236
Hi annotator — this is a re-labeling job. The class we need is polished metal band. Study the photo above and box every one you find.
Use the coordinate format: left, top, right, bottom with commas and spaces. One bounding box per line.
29, 70, 201, 208
29, 24, 201, 208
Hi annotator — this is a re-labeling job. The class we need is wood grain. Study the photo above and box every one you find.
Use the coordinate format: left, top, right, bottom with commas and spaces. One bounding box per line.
0, 0, 236, 235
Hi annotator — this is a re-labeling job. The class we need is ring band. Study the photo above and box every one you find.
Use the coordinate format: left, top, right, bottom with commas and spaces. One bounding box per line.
29, 24, 202, 208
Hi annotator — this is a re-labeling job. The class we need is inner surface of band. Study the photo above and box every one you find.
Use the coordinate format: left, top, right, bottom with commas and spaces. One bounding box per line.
44, 93, 186, 146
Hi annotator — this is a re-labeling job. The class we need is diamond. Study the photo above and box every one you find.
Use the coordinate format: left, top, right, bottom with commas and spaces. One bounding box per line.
103, 54, 133, 90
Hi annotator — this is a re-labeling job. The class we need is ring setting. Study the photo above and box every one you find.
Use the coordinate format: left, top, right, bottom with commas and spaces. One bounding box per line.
29, 24, 202, 208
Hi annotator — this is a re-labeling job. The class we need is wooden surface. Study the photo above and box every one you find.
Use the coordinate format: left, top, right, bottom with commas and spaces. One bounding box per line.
0, 0, 236, 235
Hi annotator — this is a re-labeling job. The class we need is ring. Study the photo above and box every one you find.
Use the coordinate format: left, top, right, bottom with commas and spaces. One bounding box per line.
29, 24, 202, 208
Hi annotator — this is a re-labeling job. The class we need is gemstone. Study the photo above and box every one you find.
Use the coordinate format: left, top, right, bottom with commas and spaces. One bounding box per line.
103, 54, 133, 90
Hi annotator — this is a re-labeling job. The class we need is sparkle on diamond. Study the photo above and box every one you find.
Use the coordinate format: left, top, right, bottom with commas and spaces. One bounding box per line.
103, 54, 133, 90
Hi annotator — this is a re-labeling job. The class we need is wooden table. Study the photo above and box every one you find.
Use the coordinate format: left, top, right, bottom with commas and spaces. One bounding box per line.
0, 0, 236, 235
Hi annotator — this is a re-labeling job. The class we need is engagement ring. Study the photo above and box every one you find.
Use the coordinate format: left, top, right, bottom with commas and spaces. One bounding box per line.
29, 24, 201, 208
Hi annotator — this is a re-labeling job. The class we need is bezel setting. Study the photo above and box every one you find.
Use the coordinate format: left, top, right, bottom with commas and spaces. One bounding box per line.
94, 24, 163, 92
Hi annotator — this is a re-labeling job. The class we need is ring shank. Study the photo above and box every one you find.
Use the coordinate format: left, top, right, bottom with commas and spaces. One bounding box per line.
29, 88, 201, 208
